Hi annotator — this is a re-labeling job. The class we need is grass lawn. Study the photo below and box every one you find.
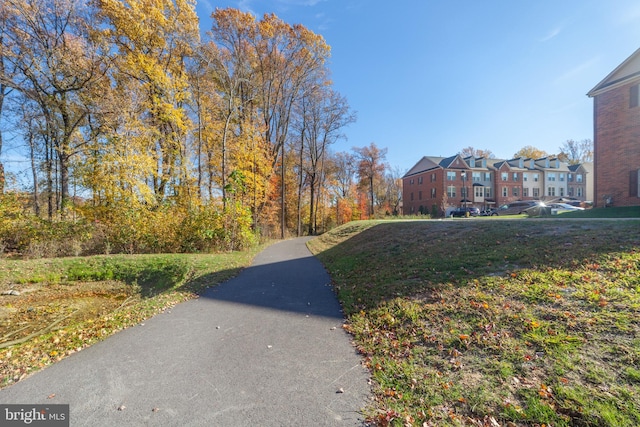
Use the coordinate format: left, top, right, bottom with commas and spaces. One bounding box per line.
308, 218, 640, 426
0, 248, 263, 388
555, 206, 640, 219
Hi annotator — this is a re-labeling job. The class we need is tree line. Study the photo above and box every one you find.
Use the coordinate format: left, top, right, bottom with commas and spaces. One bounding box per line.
0, 1, 399, 255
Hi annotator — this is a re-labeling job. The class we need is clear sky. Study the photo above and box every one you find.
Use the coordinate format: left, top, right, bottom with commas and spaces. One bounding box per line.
196, 0, 640, 173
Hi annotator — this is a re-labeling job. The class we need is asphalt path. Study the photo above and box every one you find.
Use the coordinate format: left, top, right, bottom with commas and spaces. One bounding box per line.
1, 237, 371, 426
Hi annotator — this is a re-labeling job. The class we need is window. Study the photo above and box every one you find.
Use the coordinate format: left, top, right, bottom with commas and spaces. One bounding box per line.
447, 186, 456, 198
548, 187, 556, 197
523, 173, 528, 182
559, 173, 565, 182
576, 174, 583, 183
568, 188, 574, 197
475, 186, 483, 197
431, 173, 436, 182
501, 172, 508, 181
568, 174, 574, 182
484, 172, 492, 181
533, 173, 539, 182
523, 187, 529, 197
418, 176, 423, 184
410, 179, 414, 185
533, 188, 540, 198
472, 172, 481, 182
513, 187, 519, 197
560, 187, 564, 197
548, 173, 556, 182
513, 172, 518, 182
484, 188, 491, 198
577, 187, 584, 197
447, 171, 456, 181
431, 188, 436, 198
410, 193, 414, 201
630, 83, 640, 108
502, 187, 507, 197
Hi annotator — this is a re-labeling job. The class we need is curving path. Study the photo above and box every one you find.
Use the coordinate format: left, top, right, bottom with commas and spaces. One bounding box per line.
1, 237, 371, 426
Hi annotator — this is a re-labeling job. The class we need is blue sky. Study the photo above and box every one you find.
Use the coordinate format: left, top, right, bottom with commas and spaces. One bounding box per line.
197, 0, 640, 173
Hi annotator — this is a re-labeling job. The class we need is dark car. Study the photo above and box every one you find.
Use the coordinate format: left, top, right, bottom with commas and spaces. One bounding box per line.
480, 208, 498, 216
494, 200, 546, 215
451, 207, 480, 217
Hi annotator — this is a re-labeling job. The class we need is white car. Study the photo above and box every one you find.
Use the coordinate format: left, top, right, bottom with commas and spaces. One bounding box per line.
548, 203, 585, 213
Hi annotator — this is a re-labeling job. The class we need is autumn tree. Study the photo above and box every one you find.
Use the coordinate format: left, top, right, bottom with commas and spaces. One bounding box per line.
513, 145, 549, 160
252, 13, 330, 238
379, 166, 403, 216
0, 4, 11, 194
293, 86, 355, 234
558, 139, 593, 165
459, 146, 495, 159
354, 142, 387, 218
327, 151, 357, 225
1, 0, 106, 216
95, 0, 199, 205
202, 9, 260, 206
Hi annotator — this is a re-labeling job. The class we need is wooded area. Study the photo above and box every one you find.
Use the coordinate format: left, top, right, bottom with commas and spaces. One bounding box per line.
0, 0, 402, 256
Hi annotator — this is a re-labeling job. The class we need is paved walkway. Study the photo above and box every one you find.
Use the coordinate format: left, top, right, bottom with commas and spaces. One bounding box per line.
1, 238, 371, 426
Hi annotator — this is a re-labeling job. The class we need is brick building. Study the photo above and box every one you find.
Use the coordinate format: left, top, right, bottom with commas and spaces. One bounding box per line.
587, 48, 640, 207
402, 155, 590, 216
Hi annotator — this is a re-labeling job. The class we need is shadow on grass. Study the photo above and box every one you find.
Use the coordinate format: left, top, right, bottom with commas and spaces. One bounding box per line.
310, 219, 640, 314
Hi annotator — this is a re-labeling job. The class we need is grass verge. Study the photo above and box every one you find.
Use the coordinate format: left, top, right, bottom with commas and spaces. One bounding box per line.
0, 247, 264, 388
308, 219, 640, 426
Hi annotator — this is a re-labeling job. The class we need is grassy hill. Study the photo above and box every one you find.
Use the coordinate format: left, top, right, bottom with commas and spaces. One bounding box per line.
308, 219, 640, 426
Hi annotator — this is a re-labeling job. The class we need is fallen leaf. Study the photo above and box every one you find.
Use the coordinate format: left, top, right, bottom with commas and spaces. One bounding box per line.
117, 405, 126, 411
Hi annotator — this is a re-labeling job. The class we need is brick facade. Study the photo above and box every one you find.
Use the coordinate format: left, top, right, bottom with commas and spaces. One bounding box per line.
588, 48, 640, 207
592, 82, 640, 207
402, 155, 588, 216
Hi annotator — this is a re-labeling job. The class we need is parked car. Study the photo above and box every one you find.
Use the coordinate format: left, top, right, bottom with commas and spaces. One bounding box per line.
494, 200, 546, 215
480, 208, 498, 216
548, 203, 585, 213
451, 207, 480, 217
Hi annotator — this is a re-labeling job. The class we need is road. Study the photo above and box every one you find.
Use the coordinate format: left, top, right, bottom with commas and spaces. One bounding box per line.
0, 238, 371, 426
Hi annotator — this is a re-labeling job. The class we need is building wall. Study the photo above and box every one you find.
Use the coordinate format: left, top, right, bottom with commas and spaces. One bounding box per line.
402, 170, 445, 215
495, 166, 523, 206
593, 81, 640, 207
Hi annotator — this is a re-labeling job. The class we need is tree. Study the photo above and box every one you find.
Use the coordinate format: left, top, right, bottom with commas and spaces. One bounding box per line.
459, 146, 495, 159
294, 87, 355, 234
95, 0, 199, 204
513, 145, 549, 160
353, 142, 387, 218
380, 166, 403, 216
1, 0, 106, 216
558, 139, 593, 165
327, 151, 357, 225
207, 9, 332, 238
0, 4, 12, 194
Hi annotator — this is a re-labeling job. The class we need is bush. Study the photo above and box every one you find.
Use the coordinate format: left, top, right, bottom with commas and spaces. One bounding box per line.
0, 194, 259, 258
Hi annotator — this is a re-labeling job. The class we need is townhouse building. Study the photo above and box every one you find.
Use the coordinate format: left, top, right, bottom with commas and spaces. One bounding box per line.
402, 154, 590, 216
